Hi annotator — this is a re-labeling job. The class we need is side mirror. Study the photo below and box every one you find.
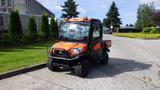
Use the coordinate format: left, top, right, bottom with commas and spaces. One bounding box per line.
47, 45, 53, 55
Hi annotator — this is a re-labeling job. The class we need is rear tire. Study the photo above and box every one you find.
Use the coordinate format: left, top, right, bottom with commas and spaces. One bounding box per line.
75, 61, 90, 78
47, 58, 60, 71
100, 53, 109, 65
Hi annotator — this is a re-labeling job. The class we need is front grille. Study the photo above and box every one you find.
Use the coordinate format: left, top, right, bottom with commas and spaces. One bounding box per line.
52, 49, 69, 58
54, 59, 70, 65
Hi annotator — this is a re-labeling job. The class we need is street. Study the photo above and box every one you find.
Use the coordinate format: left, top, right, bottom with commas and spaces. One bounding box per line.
0, 34, 160, 90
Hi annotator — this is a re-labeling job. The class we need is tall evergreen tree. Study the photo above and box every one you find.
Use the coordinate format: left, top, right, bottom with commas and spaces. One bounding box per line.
151, 11, 160, 26
50, 17, 59, 39
135, 2, 155, 29
61, 0, 79, 18
40, 14, 49, 39
103, 2, 121, 28
15, 10, 23, 38
8, 10, 23, 42
8, 11, 17, 42
28, 16, 37, 40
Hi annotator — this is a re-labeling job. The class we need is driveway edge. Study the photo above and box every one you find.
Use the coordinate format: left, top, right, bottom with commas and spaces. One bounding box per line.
0, 63, 46, 80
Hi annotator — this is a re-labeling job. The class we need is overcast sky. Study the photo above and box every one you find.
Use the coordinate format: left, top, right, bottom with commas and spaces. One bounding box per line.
37, 0, 160, 25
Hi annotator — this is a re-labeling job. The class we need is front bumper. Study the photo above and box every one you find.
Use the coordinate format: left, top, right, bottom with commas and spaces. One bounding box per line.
48, 55, 80, 60
48, 55, 81, 67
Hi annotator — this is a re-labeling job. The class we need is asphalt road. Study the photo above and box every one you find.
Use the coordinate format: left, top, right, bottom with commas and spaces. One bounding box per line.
0, 34, 160, 90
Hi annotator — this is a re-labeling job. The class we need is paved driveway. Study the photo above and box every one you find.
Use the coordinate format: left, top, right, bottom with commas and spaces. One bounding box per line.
0, 35, 160, 90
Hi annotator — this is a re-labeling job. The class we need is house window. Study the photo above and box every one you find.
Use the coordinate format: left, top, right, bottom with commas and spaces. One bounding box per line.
0, 16, 3, 26
26, 0, 29, 6
8, 8, 12, 12
2, 8, 6, 12
7, 0, 12, 6
1, 0, 6, 5
25, 0, 27, 6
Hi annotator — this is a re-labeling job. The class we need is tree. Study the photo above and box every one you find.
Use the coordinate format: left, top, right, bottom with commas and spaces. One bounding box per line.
50, 17, 59, 39
40, 14, 49, 39
151, 11, 160, 26
135, 2, 155, 29
16, 10, 23, 38
28, 16, 37, 40
8, 10, 23, 42
103, 2, 121, 29
129, 24, 134, 27
61, 0, 79, 18
126, 24, 129, 27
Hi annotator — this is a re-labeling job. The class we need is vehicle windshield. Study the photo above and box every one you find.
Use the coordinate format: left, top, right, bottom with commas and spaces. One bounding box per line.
59, 22, 90, 41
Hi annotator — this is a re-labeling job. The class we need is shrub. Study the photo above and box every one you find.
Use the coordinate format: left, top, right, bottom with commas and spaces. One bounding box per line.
118, 28, 141, 33
0, 33, 9, 46
22, 34, 30, 41
40, 14, 49, 40
28, 16, 37, 41
37, 33, 45, 41
8, 10, 23, 43
150, 27, 159, 34
141, 27, 151, 33
50, 17, 59, 39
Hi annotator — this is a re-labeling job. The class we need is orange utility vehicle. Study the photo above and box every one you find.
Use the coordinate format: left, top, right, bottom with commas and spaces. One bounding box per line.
47, 17, 111, 77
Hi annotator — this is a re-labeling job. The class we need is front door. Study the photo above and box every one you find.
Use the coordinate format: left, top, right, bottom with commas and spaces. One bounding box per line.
89, 20, 103, 61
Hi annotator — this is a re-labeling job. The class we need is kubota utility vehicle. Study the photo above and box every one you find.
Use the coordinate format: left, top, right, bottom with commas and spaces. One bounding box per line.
47, 17, 111, 77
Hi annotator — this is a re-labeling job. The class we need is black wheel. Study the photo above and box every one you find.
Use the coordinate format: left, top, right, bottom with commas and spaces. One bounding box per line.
47, 58, 60, 71
75, 61, 90, 78
100, 53, 109, 65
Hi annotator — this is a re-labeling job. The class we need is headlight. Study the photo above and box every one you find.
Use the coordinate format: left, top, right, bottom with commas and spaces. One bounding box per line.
70, 48, 82, 55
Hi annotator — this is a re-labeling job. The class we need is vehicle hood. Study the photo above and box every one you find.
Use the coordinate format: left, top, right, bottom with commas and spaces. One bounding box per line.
52, 41, 88, 52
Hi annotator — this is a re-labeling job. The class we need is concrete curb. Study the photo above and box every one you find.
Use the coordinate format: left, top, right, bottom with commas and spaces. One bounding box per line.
142, 38, 160, 40
114, 36, 160, 40
0, 63, 46, 80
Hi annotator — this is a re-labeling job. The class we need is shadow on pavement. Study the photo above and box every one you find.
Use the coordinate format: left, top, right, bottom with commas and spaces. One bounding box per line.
86, 57, 152, 79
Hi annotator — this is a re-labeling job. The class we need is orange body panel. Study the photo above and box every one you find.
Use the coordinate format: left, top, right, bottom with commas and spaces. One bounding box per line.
93, 43, 101, 51
53, 42, 88, 54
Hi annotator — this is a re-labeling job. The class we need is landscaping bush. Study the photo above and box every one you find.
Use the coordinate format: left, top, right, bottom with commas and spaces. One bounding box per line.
118, 28, 141, 33
40, 14, 49, 40
150, 27, 159, 34
22, 34, 32, 42
141, 27, 151, 33
0, 33, 9, 46
28, 16, 37, 41
50, 17, 59, 39
37, 33, 45, 41
8, 10, 23, 43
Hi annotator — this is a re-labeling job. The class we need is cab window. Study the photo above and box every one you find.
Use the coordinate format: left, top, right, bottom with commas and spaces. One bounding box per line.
92, 21, 101, 39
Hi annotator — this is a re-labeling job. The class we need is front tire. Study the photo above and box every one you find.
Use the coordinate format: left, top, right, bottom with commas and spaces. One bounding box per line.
75, 61, 90, 78
47, 58, 60, 71
100, 53, 109, 65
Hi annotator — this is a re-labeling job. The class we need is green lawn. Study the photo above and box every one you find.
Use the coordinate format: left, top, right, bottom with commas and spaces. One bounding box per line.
113, 33, 160, 39
0, 41, 54, 74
